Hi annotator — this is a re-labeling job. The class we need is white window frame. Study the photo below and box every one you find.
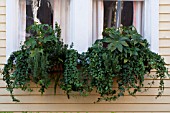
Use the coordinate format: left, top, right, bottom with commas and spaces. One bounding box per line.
6, 0, 159, 60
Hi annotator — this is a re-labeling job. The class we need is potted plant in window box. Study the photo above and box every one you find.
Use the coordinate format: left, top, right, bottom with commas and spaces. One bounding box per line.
2, 24, 169, 102
76, 26, 169, 102
2, 23, 69, 102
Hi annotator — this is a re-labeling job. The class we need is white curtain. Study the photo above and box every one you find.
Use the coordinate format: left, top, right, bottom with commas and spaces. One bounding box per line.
54, 0, 70, 44
133, 1, 143, 35
17, 0, 70, 46
18, 0, 26, 48
93, 0, 104, 42
93, 0, 143, 42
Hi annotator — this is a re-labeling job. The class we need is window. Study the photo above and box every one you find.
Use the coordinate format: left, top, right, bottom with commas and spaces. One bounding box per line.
6, 0, 159, 59
6, 0, 70, 59
26, 0, 54, 28
25, 0, 54, 38
92, 0, 159, 53
103, 0, 143, 35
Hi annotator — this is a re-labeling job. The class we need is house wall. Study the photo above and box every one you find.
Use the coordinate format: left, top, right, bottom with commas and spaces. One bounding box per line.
0, 0, 6, 69
1, 0, 170, 112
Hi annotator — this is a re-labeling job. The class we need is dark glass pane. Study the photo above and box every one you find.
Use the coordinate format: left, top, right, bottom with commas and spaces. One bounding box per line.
121, 1, 133, 27
104, 1, 116, 29
26, 0, 34, 29
37, 0, 53, 25
104, 1, 134, 29
26, 0, 53, 29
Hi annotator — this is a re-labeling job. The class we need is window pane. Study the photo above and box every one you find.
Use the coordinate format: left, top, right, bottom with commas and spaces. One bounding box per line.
26, 0, 54, 29
104, 1, 143, 31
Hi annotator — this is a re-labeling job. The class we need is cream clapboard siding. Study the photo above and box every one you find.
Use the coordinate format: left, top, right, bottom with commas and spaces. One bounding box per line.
0, 0, 6, 70
1, 0, 170, 112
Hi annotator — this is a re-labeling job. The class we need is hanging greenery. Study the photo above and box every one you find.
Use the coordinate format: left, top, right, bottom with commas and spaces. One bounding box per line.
2, 23, 68, 102
80, 26, 169, 101
2, 24, 169, 102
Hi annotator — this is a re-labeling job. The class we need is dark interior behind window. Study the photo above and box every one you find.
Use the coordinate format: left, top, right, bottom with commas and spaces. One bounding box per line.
104, 1, 133, 29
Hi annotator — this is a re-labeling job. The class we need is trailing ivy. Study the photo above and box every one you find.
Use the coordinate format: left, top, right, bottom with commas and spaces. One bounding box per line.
2, 24, 169, 102
81, 26, 169, 101
2, 24, 68, 101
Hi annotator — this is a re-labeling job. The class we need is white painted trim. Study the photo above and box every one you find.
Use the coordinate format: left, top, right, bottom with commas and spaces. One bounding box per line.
143, 0, 159, 53
150, 0, 159, 53
97, 0, 104, 40
70, 0, 93, 53
6, 0, 19, 60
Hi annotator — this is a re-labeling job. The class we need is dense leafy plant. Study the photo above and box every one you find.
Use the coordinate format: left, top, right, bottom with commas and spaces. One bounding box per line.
2, 24, 169, 102
81, 26, 169, 101
2, 24, 68, 102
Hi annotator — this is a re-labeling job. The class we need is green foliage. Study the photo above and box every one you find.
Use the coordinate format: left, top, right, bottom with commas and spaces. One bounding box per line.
2, 24, 169, 102
2, 24, 68, 102
81, 26, 169, 101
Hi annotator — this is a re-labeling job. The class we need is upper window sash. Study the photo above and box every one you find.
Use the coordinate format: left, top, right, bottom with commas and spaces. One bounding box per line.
6, 0, 159, 61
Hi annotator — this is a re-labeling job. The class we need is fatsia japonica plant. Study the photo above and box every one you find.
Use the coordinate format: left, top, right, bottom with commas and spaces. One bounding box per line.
2, 24, 169, 102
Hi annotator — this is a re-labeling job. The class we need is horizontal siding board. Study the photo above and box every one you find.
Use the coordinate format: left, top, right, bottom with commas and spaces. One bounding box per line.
0, 80, 169, 88
0, 23, 5, 31
159, 48, 170, 56
0, 64, 4, 69
160, 14, 170, 22
160, 23, 170, 30
1, 95, 170, 104
0, 0, 6, 6
1, 87, 170, 96
160, 6, 170, 13
160, 39, 170, 47
0, 15, 5, 23
0, 39, 6, 47
1, 104, 170, 112
160, 0, 170, 4
161, 56, 170, 65
0, 31, 5, 39
0, 56, 6, 64
0, 47, 6, 56
159, 31, 170, 38
0, 7, 5, 14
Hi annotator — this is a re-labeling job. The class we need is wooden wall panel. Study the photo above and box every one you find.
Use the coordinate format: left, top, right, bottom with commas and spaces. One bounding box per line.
0, 6, 5, 14
160, 0, 170, 4
160, 6, 170, 14
160, 31, 170, 38
159, 2, 170, 66
0, 0, 6, 7
0, 0, 6, 73
0, 23, 6, 31
0, 47, 6, 56
160, 22, 170, 30
2, 104, 170, 112
0, 14, 5, 23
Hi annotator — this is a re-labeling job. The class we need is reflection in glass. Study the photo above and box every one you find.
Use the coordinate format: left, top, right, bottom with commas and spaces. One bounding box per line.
26, 0, 54, 29
104, 1, 133, 29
